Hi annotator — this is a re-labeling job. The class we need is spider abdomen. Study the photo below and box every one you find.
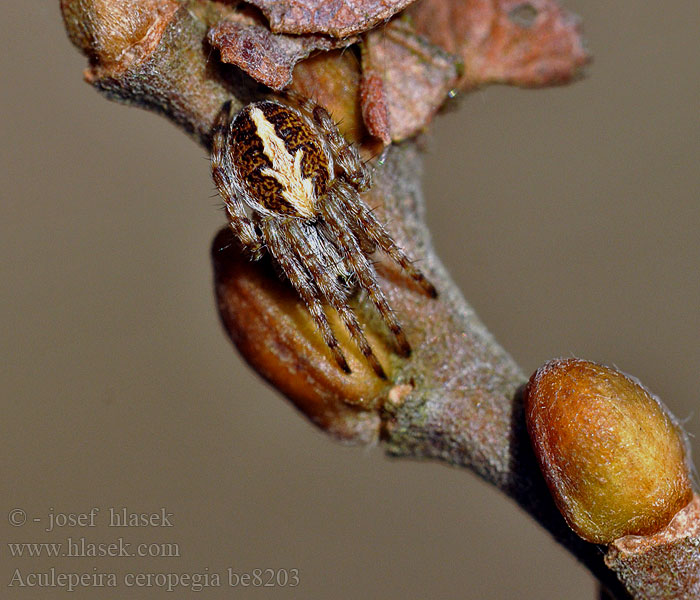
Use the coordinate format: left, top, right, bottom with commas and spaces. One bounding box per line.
227, 101, 333, 219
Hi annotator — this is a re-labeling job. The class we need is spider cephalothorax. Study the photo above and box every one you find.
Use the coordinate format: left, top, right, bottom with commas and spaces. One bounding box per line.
211, 96, 437, 379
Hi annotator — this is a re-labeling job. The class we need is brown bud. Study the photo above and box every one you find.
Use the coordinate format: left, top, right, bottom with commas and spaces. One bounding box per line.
525, 358, 693, 544
290, 50, 380, 154
60, 0, 178, 73
212, 228, 392, 444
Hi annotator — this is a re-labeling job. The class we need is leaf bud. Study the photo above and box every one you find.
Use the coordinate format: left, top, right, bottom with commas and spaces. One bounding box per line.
60, 0, 177, 72
525, 358, 693, 543
212, 228, 391, 444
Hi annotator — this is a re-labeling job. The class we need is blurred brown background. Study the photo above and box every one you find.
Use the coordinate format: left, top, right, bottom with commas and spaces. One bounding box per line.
1, 2, 698, 599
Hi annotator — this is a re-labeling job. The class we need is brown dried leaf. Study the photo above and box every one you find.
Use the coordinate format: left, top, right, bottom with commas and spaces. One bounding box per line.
208, 13, 354, 90
247, 0, 417, 38
361, 20, 459, 142
408, 0, 590, 90
359, 71, 391, 144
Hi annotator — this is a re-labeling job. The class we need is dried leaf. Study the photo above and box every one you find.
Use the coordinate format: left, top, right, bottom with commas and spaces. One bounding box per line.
359, 71, 391, 144
247, 0, 417, 38
361, 20, 459, 142
408, 0, 590, 90
208, 14, 354, 90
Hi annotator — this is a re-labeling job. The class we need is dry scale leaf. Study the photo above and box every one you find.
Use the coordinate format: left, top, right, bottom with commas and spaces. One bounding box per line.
208, 11, 355, 90
247, 0, 418, 38
361, 19, 459, 142
408, 0, 590, 89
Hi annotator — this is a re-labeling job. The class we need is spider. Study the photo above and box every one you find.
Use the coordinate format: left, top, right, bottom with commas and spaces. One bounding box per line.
211, 95, 437, 379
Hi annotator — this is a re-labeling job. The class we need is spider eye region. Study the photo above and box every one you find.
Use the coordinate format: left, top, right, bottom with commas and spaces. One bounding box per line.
228, 101, 332, 218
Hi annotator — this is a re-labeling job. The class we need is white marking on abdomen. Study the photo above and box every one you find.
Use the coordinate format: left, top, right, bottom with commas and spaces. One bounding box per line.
250, 106, 316, 217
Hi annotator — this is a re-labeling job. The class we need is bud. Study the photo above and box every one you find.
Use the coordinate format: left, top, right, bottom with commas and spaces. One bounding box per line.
60, 0, 178, 72
290, 50, 366, 148
212, 228, 391, 444
525, 358, 693, 544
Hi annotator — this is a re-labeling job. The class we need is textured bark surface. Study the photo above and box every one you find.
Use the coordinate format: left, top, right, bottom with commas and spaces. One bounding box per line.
60, 1, 699, 598
605, 495, 700, 599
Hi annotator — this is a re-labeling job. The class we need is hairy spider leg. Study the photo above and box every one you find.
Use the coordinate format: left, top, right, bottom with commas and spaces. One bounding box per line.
296, 97, 371, 192
336, 180, 438, 298
211, 102, 263, 258
283, 219, 388, 379
321, 201, 412, 358
257, 218, 351, 374
347, 219, 377, 255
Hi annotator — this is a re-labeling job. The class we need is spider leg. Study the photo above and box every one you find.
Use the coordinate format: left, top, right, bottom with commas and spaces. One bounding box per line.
302, 244, 388, 378
320, 202, 412, 359
347, 220, 377, 255
282, 219, 388, 379
335, 180, 438, 298
292, 95, 371, 192
211, 101, 263, 259
257, 218, 352, 375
